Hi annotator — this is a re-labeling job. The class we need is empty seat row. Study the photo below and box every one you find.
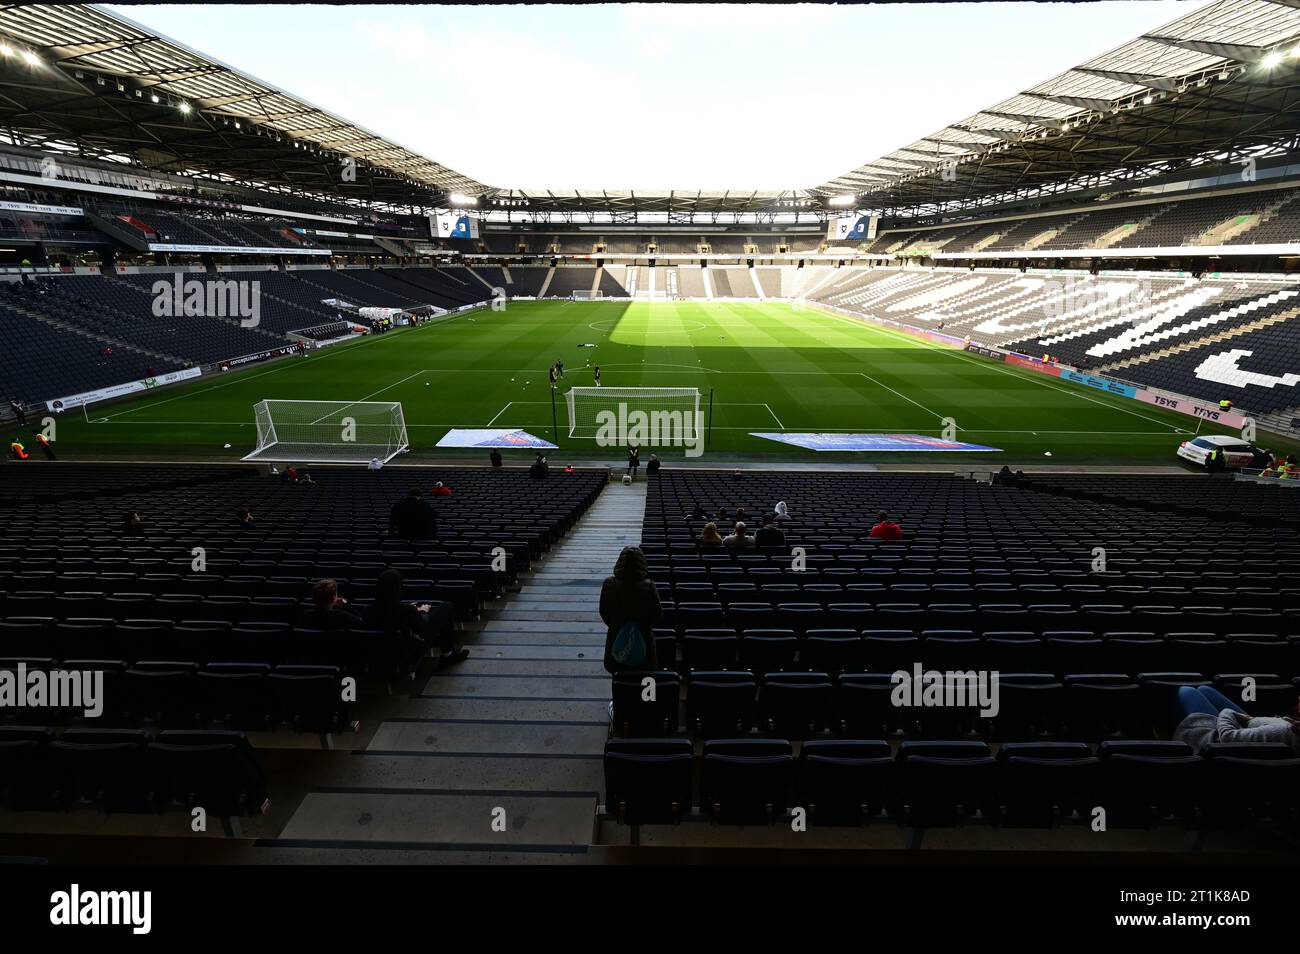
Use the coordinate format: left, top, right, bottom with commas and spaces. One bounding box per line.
0, 661, 353, 733
611, 670, 1298, 741
605, 737, 1300, 828
0, 617, 428, 672
647, 628, 1300, 679
0, 727, 266, 816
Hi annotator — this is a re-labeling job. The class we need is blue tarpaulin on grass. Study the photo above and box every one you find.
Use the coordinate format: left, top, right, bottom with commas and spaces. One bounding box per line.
437, 428, 558, 449
750, 433, 1001, 452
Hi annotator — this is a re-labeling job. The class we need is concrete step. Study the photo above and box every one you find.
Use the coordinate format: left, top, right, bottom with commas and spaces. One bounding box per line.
278, 792, 596, 849
272, 480, 645, 861
369, 720, 610, 755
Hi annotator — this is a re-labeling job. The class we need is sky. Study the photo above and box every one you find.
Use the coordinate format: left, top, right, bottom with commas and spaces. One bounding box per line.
110, 2, 1196, 192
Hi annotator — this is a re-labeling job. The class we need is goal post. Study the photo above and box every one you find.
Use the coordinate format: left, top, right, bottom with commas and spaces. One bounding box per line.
243, 399, 409, 463
565, 386, 701, 441
570, 290, 604, 301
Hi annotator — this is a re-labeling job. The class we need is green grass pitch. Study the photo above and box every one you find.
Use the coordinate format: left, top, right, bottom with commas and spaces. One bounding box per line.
49, 299, 1290, 465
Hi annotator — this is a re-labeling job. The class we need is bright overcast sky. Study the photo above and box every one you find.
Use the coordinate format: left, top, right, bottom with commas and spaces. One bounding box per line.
111, 2, 1195, 192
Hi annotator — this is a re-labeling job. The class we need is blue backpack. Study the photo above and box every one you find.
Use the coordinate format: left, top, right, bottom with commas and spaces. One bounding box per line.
610, 619, 648, 668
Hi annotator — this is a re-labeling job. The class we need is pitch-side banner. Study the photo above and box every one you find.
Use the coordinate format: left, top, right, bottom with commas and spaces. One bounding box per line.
1134, 390, 1245, 428
47, 366, 201, 412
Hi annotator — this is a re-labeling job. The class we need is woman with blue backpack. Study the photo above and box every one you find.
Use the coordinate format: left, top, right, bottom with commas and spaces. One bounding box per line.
600, 547, 662, 717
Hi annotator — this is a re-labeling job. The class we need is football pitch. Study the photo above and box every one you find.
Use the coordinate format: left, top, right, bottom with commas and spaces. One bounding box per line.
53, 299, 1275, 465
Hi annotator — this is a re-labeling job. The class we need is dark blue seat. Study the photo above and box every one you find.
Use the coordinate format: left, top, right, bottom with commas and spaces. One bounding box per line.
739, 630, 799, 674
759, 671, 832, 739
603, 738, 694, 825
682, 630, 739, 671
686, 671, 756, 738
801, 632, 863, 675
897, 741, 996, 826
701, 739, 795, 825
799, 740, 893, 825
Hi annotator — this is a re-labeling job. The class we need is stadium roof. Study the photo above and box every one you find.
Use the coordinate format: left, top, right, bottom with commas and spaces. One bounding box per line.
0, 2, 490, 208
813, 0, 1300, 215
0, 1, 1296, 220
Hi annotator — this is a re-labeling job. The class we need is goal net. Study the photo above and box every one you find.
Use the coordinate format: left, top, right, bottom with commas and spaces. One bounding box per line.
565, 387, 701, 441
570, 290, 604, 301
243, 399, 409, 464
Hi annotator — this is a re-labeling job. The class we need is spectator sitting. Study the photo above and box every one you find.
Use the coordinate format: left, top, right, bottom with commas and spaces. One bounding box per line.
992, 465, 1015, 486
530, 453, 548, 479
298, 579, 362, 630
121, 511, 144, 536
869, 511, 903, 541
697, 522, 724, 548
285, 465, 299, 483
362, 568, 466, 669
690, 505, 707, 520
564, 464, 575, 474
367, 457, 383, 471
774, 500, 790, 522
389, 488, 438, 539
646, 454, 660, 476
716, 507, 730, 523
1173, 686, 1300, 755
431, 481, 452, 497
735, 507, 748, 524
236, 508, 255, 528
723, 521, 755, 549
754, 513, 786, 548
490, 449, 503, 468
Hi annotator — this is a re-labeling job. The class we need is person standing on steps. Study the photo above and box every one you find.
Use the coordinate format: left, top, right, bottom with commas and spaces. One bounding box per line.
626, 444, 640, 479
600, 547, 662, 720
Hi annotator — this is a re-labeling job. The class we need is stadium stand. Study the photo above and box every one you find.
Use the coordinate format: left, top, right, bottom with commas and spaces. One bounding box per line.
601, 469, 1300, 830
545, 267, 599, 298
0, 464, 606, 823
